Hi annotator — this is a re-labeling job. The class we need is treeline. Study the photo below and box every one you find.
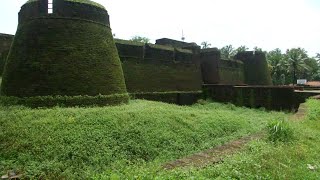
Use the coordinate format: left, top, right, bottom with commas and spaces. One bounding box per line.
216, 44, 320, 85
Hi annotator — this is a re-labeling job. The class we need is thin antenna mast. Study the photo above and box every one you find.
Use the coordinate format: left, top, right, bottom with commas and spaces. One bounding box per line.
181, 30, 185, 41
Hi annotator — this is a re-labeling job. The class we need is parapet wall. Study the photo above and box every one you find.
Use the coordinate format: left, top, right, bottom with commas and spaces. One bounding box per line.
1, 0, 128, 104
19, 0, 109, 26
0, 33, 13, 53
203, 84, 300, 111
0, 33, 14, 74
235, 51, 272, 85
115, 39, 202, 93
200, 48, 245, 85
156, 38, 201, 53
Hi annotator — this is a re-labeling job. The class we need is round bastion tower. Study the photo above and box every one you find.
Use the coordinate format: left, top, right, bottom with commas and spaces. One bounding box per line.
1, 0, 129, 106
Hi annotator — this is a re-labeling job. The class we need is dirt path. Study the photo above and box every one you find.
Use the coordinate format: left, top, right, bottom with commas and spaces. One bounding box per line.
163, 103, 309, 170
290, 103, 307, 121
163, 132, 264, 170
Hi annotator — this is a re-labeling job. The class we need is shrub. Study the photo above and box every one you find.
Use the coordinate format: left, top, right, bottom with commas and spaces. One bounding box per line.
306, 99, 320, 121
0, 94, 129, 108
267, 119, 294, 143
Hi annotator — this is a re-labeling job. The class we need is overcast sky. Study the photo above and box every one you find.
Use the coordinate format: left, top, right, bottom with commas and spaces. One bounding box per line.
1, 0, 319, 56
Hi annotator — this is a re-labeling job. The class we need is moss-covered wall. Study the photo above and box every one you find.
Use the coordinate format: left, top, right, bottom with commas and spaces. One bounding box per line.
114, 40, 202, 93
20, 0, 109, 26
200, 49, 220, 84
115, 39, 144, 59
155, 38, 201, 54
156, 38, 199, 48
2, 18, 127, 98
0, 50, 9, 75
218, 59, 245, 85
0, 33, 13, 75
54, 0, 109, 26
144, 44, 175, 61
131, 92, 202, 105
1, 0, 128, 105
122, 58, 202, 93
203, 84, 300, 111
175, 48, 194, 62
200, 49, 245, 85
0, 33, 14, 53
235, 51, 272, 85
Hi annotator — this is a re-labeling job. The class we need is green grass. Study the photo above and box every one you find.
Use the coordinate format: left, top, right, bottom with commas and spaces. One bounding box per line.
138, 99, 320, 179
0, 100, 287, 179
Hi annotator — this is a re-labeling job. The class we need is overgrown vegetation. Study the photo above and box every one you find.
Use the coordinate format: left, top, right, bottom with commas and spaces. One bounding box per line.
128, 99, 319, 179
1, 17, 127, 103
0, 100, 287, 179
267, 119, 294, 143
219, 44, 320, 85
0, 94, 129, 108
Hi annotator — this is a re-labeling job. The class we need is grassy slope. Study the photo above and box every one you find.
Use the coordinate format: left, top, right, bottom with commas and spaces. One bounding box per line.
147, 99, 320, 179
0, 100, 287, 179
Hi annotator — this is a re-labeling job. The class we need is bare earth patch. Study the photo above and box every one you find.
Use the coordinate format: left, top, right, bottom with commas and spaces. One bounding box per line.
163, 133, 264, 170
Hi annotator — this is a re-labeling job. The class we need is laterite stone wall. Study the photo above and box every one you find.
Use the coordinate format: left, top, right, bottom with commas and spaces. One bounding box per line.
115, 40, 202, 93
1, 0, 128, 105
200, 48, 245, 85
235, 51, 272, 85
0, 34, 13, 75
203, 84, 300, 111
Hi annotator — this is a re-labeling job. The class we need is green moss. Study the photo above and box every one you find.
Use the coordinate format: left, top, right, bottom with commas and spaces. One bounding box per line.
115, 39, 145, 46
1, 18, 128, 105
175, 48, 193, 54
26, 0, 37, 3
218, 59, 245, 85
130, 92, 202, 105
0, 50, 9, 75
66, 0, 105, 9
26, 0, 105, 9
147, 44, 174, 51
0, 94, 128, 108
235, 52, 272, 85
121, 58, 202, 93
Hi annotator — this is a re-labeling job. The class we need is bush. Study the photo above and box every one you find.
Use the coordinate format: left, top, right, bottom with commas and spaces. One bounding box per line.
0, 94, 129, 108
267, 119, 294, 143
306, 99, 320, 121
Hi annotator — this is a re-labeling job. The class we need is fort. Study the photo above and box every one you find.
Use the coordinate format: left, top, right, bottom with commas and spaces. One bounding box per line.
0, 0, 315, 110
0, 33, 13, 75
1, 0, 129, 106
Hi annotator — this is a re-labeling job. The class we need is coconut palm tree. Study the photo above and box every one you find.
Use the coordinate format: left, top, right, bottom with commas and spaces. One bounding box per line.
285, 48, 309, 85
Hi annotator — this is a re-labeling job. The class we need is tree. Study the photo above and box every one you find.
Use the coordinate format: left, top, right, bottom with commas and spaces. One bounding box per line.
316, 53, 320, 61
201, 41, 211, 49
304, 57, 320, 81
267, 48, 286, 85
253, 46, 263, 52
130, 36, 150, 43
220, 45, 234, 59
235, 45, 249, 54
284, 48, 309, 85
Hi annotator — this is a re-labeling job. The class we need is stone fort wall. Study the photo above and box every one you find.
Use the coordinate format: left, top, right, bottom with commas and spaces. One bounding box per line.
115, 39, 202, 93
0, 33, 14, 74
1, 0, 128, 104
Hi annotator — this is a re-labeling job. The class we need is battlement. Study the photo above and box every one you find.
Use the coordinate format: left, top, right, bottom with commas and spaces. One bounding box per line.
1, 0, 128, 103
115, 39, 196, 63
0, 33, 13, 53
235, 51, 272, 85
19, 0, 109, 26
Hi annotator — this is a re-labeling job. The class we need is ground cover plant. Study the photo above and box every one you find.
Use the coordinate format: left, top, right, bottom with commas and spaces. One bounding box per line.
133, 99, 319, 179
0, 99, 287, 179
